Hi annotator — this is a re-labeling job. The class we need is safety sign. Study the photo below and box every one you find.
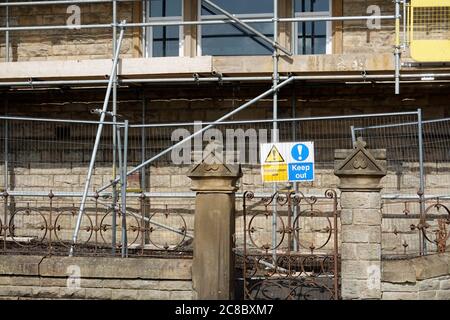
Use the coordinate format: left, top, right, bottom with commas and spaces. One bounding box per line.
260, 142, 314, 183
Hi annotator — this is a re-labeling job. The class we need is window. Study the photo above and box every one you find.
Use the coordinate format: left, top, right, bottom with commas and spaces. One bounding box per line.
146, 0, 183, 57
294, 0, 332, 55
199, 0, 274, 56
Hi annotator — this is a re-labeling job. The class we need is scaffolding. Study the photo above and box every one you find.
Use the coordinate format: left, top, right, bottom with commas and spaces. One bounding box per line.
0, 0, 449, 257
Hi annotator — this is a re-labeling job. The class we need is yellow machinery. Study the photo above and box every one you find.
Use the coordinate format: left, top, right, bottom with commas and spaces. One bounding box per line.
409, 0, 450, 62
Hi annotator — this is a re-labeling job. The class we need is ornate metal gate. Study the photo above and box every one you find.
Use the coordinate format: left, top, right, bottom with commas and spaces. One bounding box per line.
239, 190, 340, 300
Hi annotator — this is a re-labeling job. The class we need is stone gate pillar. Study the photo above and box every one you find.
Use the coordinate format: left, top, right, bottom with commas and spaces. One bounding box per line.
334, 138, 387, 300
187, 148, 242, 300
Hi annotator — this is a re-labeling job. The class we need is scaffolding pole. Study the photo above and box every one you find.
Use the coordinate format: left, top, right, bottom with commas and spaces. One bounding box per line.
5, 0, 10, 62
2, 72, 450, 88
271, 0, 279, 263
417, 108, 426, 255
0, 15, 398, 32
395, 0, 401, 94
69, 25, 125, 257
111, 0, 118, 255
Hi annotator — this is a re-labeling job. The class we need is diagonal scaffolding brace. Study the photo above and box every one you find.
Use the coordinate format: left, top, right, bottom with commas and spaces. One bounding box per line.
202, 0, 292, 56
69, 23, 125, 257
97, 76, 295, 194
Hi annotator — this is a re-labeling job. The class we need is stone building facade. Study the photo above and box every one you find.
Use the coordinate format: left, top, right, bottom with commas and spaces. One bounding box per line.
0, 0, 448, 300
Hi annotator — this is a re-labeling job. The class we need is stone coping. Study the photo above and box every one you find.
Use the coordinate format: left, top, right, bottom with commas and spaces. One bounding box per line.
0, 53, 398, 82
382, 253, 450, 283
0, 255, 192, 280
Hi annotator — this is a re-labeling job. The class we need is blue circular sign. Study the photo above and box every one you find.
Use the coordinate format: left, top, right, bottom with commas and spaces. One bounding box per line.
291, 143, 309, 161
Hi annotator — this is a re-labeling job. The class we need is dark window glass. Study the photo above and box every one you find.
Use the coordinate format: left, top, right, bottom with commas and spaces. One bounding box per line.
150, 0, 182, 17
295, 0, 329, 13
202, 23, 274, 56
153, 26, 179, 57
202, 0, 273, 15
297, 21, 327, 54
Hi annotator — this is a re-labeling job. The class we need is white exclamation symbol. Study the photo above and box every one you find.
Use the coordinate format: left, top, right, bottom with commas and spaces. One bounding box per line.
297, 144, 303, 160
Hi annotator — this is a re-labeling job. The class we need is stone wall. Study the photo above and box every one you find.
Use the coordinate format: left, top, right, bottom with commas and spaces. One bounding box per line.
381, 253, 450, 300
0, 0, 398, 61
0, 255, 193, 300
343, 0, 395, 55
0, 2, 140, 61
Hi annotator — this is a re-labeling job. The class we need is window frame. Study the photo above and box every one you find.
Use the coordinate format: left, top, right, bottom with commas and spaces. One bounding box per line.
145, 0, 184, 58
197, 1, 275, 56
292, 0, 333, 55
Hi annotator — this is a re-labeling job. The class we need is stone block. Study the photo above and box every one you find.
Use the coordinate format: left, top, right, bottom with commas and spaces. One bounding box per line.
340, 209, 352, 225
356, 243, 381, 261
341, 260, 380, 281
436, 290, 450, 300
169, 291, 193, 300
53, 175, 79, 186
352, 209, 381, 226
0, 285, 33, 297
39, 277, 67, 287
59, 288, 87, 299
341, 225, 381, 243
440, 279, 450, 290
0, 255, 42, 276
418, 290, 437, 300
136, 290, 171, 300
382, 291, 418, 300
32, 286, 61, 298
150, 175, 171, 188
341, 243, 357, 260
39, 256, 192, 280
418, 278, 440, 291
341, 279, 365, 300
111, 289, 138, 300
382, 259, 416, 283
84, 288, 113, 300
0, 276, 40, 286
119, 280, 160, 290
159, 281, 192, 291
412, 254, 449, 281
340, 192, 381, 210
78, 278, 105, 289
381, 282, 418, 292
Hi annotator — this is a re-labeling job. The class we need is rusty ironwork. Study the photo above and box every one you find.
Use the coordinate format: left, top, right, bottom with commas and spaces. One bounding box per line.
241, 189, 340, 300
382, 198, 450, 257
0, 192, 191, 257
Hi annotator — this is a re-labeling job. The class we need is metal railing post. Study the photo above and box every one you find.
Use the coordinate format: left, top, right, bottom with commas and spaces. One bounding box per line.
121, 120, 129, 258
69, 24, 125, 257
417, 108, 426, 255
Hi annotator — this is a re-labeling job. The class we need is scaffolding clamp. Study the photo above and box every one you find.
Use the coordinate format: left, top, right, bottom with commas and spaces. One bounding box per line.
193, 73, 200, 85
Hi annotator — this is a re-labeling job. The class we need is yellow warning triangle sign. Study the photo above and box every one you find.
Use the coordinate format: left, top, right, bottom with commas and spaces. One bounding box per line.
265, 145, 285, 163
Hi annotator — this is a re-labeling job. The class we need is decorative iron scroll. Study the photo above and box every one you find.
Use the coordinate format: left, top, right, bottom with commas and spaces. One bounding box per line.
0, 192, 190, 256
241, 190, 340, 300
382, 198, 450, 256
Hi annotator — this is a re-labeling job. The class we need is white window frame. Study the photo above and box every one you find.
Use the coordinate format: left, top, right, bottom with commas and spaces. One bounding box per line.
293, 0, 332, 55
197, 2, 274, 56
145, 0, 184, 58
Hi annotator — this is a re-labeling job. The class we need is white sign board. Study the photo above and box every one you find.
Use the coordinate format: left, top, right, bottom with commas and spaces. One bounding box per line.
260, 142, 315, 182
